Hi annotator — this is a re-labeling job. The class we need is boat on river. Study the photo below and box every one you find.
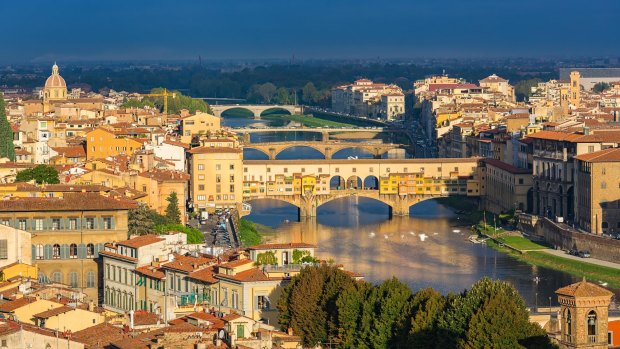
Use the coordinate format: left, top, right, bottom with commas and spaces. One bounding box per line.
468, 235, 487, 244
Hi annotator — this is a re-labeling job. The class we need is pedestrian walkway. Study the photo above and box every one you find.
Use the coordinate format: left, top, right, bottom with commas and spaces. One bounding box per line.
541, 249, 620, 270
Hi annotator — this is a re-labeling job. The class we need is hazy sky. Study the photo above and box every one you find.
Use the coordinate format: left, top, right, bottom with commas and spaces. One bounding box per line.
3, 0, 620, 63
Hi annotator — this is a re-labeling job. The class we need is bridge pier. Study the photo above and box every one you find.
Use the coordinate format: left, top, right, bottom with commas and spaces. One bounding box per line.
298, 195, 318, 219
243, 132, 250, 143
324, 147, 332, 160
321, 131, 329, 141
268, 148, 277, 160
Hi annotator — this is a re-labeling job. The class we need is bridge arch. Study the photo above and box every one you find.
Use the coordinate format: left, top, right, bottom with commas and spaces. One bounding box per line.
363, 175, 379, 190
274, 145, 326, 160
330, 176, 345, 190
220, 107, 256, 118
242, 148, 270, 160
331, 147, 376, 159
260, 107, 293, 116
346, 176, 363, 189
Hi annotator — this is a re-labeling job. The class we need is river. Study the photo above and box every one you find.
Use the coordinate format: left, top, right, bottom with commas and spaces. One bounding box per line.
224, 115, 620, 306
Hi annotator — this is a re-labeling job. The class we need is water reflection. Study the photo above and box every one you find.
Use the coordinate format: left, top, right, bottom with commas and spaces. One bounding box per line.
245, 197, 620, 306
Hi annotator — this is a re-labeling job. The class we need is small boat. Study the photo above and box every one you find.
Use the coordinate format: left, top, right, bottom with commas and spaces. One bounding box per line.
468, 235, 486, 244
419, 233, 428, 241
368, 232, 376, 238
452, 229, 461, 233
384, 234, 389, 240
409, 232, 416, 236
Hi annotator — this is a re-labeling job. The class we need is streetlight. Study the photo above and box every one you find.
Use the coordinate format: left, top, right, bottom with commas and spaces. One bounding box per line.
548, 296, 552, 312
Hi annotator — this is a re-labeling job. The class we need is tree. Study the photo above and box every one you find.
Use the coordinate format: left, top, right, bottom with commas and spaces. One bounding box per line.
15, 165, 60, 184
258, 83, 277, 103
514, 79, 542, 102
277, 265, 357, 347
394, 288, 446, 349
121, 98, 155, 109
165, 192, 181, 224
256, 251, 278, 265
275, 87, 291, 104
144, 88, 211, 114
154, 223, 203, 243
302, 82, 319, 104
593, 82, 611, 93
128, 202, 155, 236
0, 93, 15, 161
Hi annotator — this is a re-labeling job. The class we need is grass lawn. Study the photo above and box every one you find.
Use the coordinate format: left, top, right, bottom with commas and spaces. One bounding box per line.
262, 113, 356, 128
496, 236, 547, 250
487, 241, 620, 288
238, 218, 262, 246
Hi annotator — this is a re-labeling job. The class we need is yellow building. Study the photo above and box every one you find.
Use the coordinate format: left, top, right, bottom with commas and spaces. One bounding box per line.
136, 170, 190, 223
575, 148, 620, 235
86, 128, 145, 160
180, 111, 222, 143
0, 224, 32, 267
188, 146, 243, 212
0, 263, 38, 281
32, 304, 105, 332
480, 159, 533, 214
570, 71, 581, 108
0, 193, 136, 301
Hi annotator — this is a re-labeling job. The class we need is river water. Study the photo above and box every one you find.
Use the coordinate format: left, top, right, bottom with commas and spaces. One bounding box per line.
225, 116, 620, 306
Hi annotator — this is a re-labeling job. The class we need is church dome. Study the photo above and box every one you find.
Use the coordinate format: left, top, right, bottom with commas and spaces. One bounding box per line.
44, 63, 66, 88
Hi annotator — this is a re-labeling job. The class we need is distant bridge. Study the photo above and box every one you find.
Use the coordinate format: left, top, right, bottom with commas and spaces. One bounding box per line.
210, 104, 304, 119
243, 141, 404, 160
242, 157, 480, 218
234, 127, 406, 142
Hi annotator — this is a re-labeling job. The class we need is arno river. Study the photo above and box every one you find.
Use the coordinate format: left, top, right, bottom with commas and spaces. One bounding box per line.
225, 116, 620, 307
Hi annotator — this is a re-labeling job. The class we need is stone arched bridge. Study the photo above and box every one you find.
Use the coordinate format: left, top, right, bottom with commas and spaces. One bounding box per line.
246, 189, 447, 218
243, 141, 405, 160
211, 104, 304, 119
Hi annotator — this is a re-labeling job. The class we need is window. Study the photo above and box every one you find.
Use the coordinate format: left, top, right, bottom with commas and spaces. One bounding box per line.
52, 244, 60, 259
216, 174, 221, 183
51, 218, 61, 230
284, 168, 288, 173
215, 164, 221, 171
230, 184, 235, 193
69, 244, 77, 259
86, 217, 95, 229
34, 218, 44, 231
52, 272, 62, 283
232, 291, 239, 309
36, 244, 43, 260
588, 146, 595, 153
230, 164, 235, 170
602, 182, 607, 189
68, 218, 77, 230
69, 272, 78, 288
257, 295, 270, 309
0, 240, 7, 259
588, 311, 597, 343
198, 185, 205, 190
197, 195, 206, 201
102, 217, 112, 230
198, 164, 204, 170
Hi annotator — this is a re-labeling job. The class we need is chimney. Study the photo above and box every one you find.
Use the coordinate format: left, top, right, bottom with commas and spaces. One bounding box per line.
583, 126, 590, 135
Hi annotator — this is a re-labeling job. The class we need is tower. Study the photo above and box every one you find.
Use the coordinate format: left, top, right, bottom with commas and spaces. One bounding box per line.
570, 71, 581, 108
556, 278, 612, 349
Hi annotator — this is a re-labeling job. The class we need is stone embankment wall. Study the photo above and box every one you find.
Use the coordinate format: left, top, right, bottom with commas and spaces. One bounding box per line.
535, 218, 620, 264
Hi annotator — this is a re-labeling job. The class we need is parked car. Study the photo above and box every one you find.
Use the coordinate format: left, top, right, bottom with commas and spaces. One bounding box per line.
578, 251, 591, 258
567, 249, 579, 256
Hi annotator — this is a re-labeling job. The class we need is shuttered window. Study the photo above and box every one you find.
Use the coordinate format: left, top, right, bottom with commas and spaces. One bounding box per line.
0, 240, 7, 259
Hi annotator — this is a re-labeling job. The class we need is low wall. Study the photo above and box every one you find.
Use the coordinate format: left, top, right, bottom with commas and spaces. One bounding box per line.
536, 218, 620, 264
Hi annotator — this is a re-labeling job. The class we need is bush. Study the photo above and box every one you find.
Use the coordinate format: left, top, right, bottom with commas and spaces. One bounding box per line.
154, 223, 203, 243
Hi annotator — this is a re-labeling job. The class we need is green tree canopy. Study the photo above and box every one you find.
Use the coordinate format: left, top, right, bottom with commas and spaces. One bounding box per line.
154, 223, 203, 244
277, 265, 357, 347
143, 88, 212, 114
258, 83, 277, 103
128, 202, 156, 236
302, 82, 319, 103
256, 251, 278, 265
121, 98, 155, 109
165, 192, 181, 224
15, 165, 60, 184
0, 93, 15, 162
593, 82, 611, 93
514, 78, 542, 102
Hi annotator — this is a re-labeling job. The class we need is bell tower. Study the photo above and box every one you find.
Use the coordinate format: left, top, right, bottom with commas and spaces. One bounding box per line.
556, 278, 612, 349
569, 71, 581, 108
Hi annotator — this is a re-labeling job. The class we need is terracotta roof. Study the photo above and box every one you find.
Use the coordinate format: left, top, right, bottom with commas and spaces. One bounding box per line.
162, 254, 215, 273
117, 235, 164, 248
99, 250, 138, 263
51, 146, 86, 158
526, 131, 584, 142
135, 265, 165, 279
0, 192, 137, 212
248, 242, 317, 250
72, 322, 127, 349
556, 279, 614, 298
188, 146, 242, 154
138, 169, 189, 182
218, 259, 254, 268
216, 267, 278, 283
480, 74, 508, 83
0, 297, 36, 312
483, 159, 532, 175
428, 83, 478, 92
32, 305, 74, 319
188, 266, 218, 283
575, 147, 620, 162
163, 139, 190, 149
133, 310, 161, 326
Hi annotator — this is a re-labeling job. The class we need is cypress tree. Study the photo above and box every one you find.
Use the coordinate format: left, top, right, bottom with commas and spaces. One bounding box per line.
0, 93, 16, 161
165, 191, 181, 224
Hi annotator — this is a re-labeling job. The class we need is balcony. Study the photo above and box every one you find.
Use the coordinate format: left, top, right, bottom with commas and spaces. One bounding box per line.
588, 335, 597, 344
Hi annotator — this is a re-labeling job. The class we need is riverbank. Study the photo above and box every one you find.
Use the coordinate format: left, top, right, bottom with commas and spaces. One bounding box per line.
238, 218, 274, 246
262, 113, 356, 127
487, 240, 620, 288
435, 196, 620, 287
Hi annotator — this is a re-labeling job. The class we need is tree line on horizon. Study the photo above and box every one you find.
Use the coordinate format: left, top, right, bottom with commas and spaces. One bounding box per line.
277, 265, 556, 349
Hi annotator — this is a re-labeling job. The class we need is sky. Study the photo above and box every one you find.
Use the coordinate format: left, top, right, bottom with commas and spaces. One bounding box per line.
2, 0, 620, 63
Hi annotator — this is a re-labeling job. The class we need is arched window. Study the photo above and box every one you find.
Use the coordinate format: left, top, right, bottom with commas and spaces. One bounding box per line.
36, 244, 44, 260
38, 272, 48, 284
86, 243, 94, 258
69, 272, 78, 288
52, 244, 60, 259
588, 311, 597, 343
86, 271, 95, 288
69, 244, 78, 259
52, 272, 62, 283
565, 309, 572, 341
